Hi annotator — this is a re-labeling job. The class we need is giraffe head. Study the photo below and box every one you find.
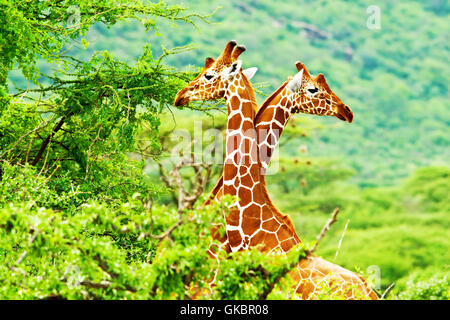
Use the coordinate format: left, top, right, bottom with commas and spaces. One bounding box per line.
286, 61, 353, 123
174, 41, 255, 107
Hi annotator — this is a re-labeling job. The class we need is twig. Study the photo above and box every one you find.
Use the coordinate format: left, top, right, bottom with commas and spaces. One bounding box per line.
92, 254, 136, 292
15, 230, 39, 266
0, 116, 56, 160
309, 208, 340, 254
381, 283, 395, 300
80, 280, 112, 289
25, 133, 35, 163
333, 219, 349, 262
157, 152, 213, 210
14, 217, 55, 267
151, 211, 183, 242
31, 114, 70, 166
257, 248, 307, 300
151, 152, 214, 244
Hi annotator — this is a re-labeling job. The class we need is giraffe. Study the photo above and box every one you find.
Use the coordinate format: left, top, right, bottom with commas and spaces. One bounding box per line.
175, 41, 298, 253
174, 41, 377, 299
205, 61, 376, 299
255, 60, 353, 173
205, 61, 355, 241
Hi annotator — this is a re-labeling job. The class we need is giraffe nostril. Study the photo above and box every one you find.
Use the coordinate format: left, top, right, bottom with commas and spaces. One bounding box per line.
345, 106, 350, 112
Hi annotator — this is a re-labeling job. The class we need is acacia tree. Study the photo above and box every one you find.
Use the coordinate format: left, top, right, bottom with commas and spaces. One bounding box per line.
0, 0, 213, 204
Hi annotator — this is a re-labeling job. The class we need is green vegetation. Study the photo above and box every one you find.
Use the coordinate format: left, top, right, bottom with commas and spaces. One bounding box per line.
1, 0, 448, 300
266, 162, 450, 295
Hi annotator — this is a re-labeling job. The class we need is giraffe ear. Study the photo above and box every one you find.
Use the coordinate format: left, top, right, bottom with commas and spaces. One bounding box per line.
315, 73, 331, 91
242, 67, 258, 80
204, 57, 215, 69
225, 60, 242, 79
287, 69, 304, 92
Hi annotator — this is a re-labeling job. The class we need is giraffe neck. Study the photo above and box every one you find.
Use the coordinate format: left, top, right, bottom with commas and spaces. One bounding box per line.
255, 84, 295, 173
222, 73, 298, 253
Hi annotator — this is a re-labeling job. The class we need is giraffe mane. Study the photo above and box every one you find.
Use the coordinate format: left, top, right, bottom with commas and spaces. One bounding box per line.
240, 71, 259, 114
255, 80, 289, 123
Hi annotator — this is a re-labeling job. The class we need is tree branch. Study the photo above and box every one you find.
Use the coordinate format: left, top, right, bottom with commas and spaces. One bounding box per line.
92, 254, 136, 292
309, 207, 340, 254
30, 113, 72, 166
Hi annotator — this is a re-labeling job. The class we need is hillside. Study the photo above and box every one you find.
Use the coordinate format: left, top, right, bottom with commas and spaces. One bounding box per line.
9, 0, 449, 185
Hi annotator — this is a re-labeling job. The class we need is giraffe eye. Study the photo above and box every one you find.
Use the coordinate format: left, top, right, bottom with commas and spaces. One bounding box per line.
204, 74, 214, 81
308, 88, 318, 94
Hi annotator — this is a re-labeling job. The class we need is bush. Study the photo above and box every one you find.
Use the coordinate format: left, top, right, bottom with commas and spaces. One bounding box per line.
394, 274, 449, 300
0, 195, 313, 299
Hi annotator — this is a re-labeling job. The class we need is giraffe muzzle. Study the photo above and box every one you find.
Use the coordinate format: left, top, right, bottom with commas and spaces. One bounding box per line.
336, 103, 353, 123
174, 88, 190, 107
